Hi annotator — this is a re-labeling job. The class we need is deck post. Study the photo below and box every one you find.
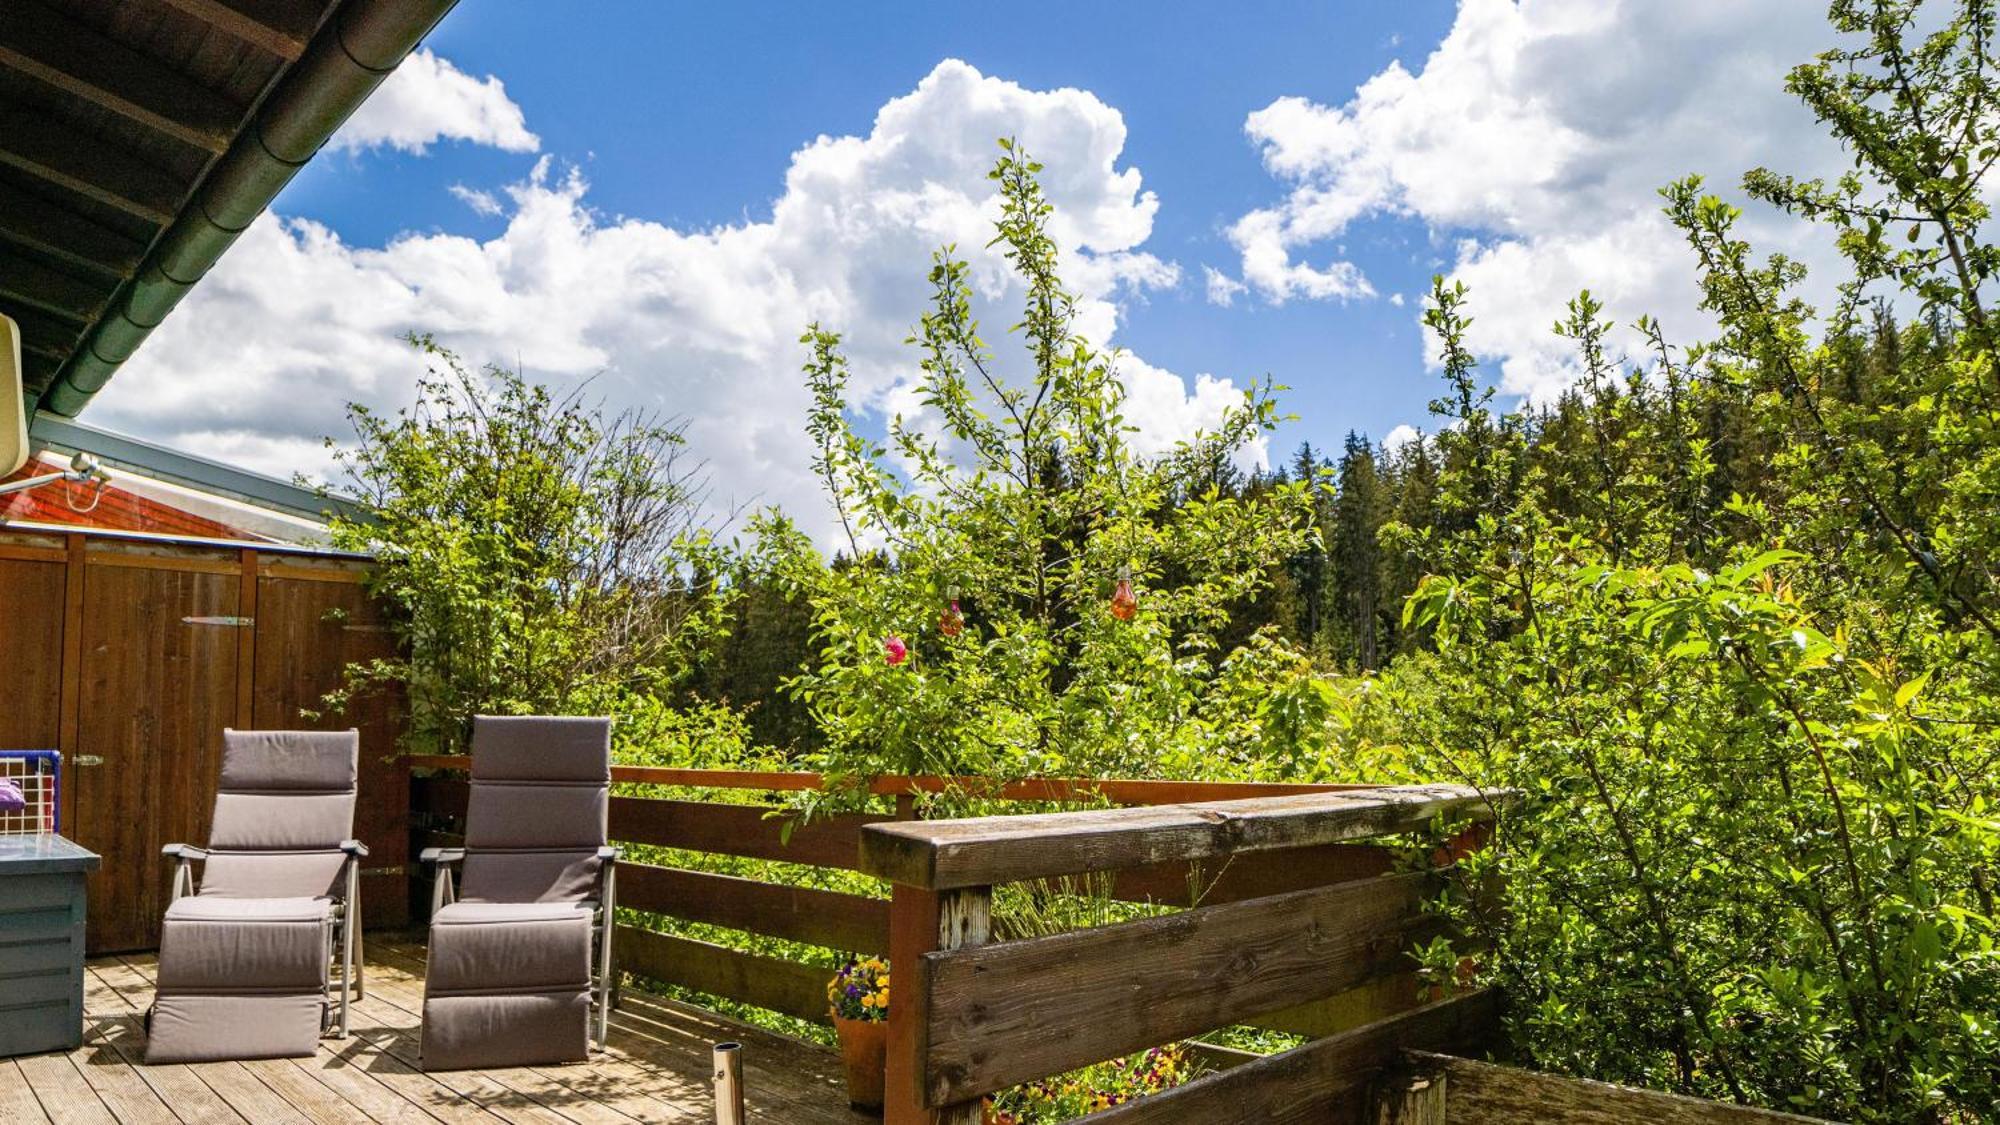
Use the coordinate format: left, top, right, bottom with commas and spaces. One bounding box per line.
885, 881, 940, 1125
932, 886, 992, 1125
885, 881, 993, 1125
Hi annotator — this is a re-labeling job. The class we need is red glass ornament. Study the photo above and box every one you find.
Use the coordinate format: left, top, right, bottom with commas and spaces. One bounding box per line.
939, 599, 965, 637
883, 635, 908, 665
1110, 577, 1138, 621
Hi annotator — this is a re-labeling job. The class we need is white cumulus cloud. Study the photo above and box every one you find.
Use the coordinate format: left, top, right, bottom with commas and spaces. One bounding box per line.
97, 60, 1251, 543
331, 48, 539, 155
1212, 0, 1844, 402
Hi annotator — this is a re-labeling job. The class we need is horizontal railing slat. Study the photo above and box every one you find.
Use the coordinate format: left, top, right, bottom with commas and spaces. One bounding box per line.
1105, 842, 1397, 907
411, 778, 886, 871
863, 785, 1507, 890
618, 862, 890, 952
921, 870, 1444, 1105
614, 924, 833, 1026
407, 755, 1375, 804
1405, 1051, 1832, 1124
609, 797, 888, 871
1077, 989, 1500, 1125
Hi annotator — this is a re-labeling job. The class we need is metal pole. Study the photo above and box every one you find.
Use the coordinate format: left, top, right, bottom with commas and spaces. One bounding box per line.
712, 1042, 745, 1125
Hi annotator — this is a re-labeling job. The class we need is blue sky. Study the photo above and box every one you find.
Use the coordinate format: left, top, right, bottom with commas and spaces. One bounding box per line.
278, 2, 1459, 461
107, 1, 1839, 538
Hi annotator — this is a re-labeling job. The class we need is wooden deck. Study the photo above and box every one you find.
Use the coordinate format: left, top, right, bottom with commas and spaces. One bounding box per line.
2, 935, 871, 1124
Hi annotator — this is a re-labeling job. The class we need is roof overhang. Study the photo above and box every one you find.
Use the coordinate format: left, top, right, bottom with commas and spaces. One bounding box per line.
0, 0, 461, 424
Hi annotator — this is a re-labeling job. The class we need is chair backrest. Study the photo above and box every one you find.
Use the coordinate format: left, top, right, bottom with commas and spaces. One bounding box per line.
199, 729, 359, 899
458, 715, 611, 904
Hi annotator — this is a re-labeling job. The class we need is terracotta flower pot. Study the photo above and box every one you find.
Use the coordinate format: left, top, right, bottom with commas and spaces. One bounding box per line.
833, 1015, 887, 1111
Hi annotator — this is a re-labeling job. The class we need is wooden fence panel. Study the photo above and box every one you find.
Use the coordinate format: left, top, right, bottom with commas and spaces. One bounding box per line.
74, 554, 239, 952
252, 567, 409, 927
921, 870, 1444, 1105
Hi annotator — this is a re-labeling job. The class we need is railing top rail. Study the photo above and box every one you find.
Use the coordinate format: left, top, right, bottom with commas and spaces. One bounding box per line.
858, 783, 1511, 890
405, 754, 1380, 805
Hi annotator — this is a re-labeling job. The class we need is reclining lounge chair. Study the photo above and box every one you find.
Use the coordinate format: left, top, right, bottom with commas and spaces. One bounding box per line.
146, 729, 365, 1063
419, 715, 618, 1071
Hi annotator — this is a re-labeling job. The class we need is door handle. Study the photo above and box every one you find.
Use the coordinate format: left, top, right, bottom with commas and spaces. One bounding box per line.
74, 755, 104, 767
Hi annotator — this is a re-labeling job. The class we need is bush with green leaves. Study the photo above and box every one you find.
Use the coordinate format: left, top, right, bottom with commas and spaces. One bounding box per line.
1335, 4, 2000, 1117
753, 140, 1325, 802
324, 336, 731, 755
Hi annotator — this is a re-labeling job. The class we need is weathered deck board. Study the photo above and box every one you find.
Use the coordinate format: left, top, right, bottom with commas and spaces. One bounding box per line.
18, 939, 869, 1125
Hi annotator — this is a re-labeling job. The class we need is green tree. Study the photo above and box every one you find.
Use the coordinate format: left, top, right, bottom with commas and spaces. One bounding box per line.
325, 337, 730, 756
756, 140, 1324, 799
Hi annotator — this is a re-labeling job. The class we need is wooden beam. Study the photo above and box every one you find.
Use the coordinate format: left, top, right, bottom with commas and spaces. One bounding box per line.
411, 778, 893, 872
610, 797, 889, 871
618, 862, 890, 953
919, 871, 1443, 1105
406, 753, 1377, 805
1083, 990, 1501, 1125
1405, 1052, 1836, 1124
0, 247, 108, 323
614, 925, 834, 1026
0, 4, 242, 153
931, 887, 991, 1125
19, 348, 60, 393
860, 785, 1511, 890
0, 179, 145, 277
150, 0, 319, 62
0, 304, 85, 358
0, 110, 179, 225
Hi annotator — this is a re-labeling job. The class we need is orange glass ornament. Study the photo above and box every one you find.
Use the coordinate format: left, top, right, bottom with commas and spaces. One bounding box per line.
939, 598, 965, 637
1110, 577, 1138, 621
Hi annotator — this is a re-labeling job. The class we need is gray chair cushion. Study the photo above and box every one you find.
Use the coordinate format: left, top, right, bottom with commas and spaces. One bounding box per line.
146, 993, 327, 1064
208, 792, 357, 851
156, 896, 331, 992
464, 782, 606, 851
426, 901, 593, 991
198, 851, 347, 900
470, 716, 613, 783
422, 992, 591, 1071
147, 896, 333, 1064
422, 901, 594, 1071
221, 729, 359, 791
459, 851, 603, 905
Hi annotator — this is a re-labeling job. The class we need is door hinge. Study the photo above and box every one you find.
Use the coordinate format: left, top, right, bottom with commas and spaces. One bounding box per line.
182, 616, 254, 627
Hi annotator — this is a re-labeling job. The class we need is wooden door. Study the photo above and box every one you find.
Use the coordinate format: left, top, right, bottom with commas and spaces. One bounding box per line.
73, 555, 240, 952
253, 570, 409, 927
0, 554, 65, 750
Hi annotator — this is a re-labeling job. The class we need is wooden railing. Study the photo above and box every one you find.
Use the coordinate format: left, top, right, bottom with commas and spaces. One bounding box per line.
406, 761, 1833, 1124
405, 757, 1390, 1031
859, 785, 1508, 1124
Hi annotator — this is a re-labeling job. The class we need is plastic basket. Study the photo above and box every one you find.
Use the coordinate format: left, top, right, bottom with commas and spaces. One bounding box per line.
0, 750, 59, 835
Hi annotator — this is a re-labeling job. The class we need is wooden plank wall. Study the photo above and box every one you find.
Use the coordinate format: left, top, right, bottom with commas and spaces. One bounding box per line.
0, 527, 405, 952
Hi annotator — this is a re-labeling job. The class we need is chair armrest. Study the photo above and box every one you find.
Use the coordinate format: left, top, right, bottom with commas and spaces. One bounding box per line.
162, 843, 209, 861
340, 839, 371, 858
420, 846, 466, 866
596, 846, 621, 864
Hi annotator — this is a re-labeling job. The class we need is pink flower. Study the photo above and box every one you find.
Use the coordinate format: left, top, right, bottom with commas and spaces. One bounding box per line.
883, 634, 908, 666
